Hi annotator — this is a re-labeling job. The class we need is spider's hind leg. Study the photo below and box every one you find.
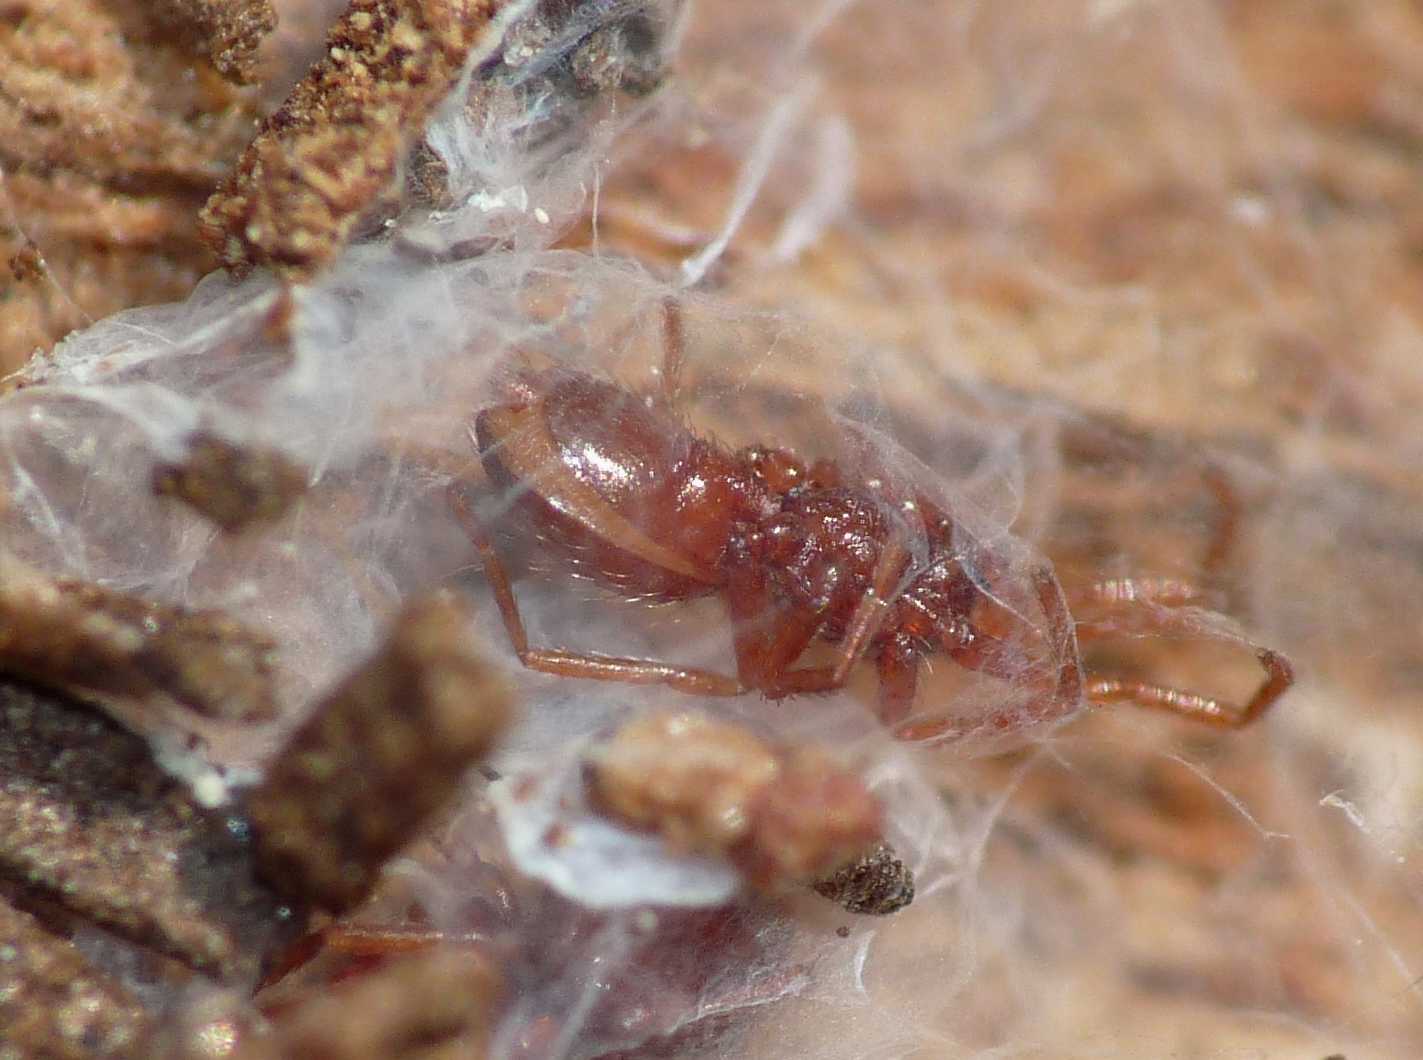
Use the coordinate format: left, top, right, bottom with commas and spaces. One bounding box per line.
447, 482, 744, 697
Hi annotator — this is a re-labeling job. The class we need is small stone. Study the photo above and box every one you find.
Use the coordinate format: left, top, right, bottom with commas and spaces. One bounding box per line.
246, 593, 513, 912
0, 683, 291, 983
811, 843, 915, 916
0, 899, 154, 1059
588, 711, 885, 893
153, 431, 308, 532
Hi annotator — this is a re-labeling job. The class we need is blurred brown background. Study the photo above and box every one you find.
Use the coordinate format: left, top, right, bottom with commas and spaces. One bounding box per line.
5, 0, 1423, 1056
579, 2, 1423, 1056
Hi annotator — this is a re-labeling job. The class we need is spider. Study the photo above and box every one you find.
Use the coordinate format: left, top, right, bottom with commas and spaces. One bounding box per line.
450, 301, 1293, 739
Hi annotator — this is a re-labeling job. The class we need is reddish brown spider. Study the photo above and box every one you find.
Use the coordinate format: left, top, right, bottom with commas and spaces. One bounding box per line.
450, 302, 1293, 739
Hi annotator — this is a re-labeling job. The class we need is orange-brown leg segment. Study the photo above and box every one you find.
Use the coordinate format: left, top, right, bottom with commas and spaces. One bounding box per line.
832, 530, 910, 686
1066, 575, 1220, 612
1083, 650, 1292, 728
659, 295, 686, 407
1200, 462, 1243, 581
257, 923, 441, 992
723, 554, 839, 698
875, 638, 920, 724
1071, 576, 1293, 727
449, 483, 744, 696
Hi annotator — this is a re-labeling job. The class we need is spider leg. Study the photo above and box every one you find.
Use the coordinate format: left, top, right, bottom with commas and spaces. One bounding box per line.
875, 637, 919, 724
1066, 575, 1221, 612
723, 556, 835, 697
724, 525, 914, 702
659, 295, 686, 407
261, 924, 451, 989
449, 484, 743, 696
1200, 462, 1242, 579
1082, 656, 1291, 728
1074, 593, 1293, 727
831, 528, 910, 685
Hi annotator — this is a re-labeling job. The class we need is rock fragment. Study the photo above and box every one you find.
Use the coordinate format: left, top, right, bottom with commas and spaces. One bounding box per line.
0, 682, 292, 984
246, 594, 513, 911
147, 0, 277, 83
811, 843, 915, 916
198, 0, 506, 279
0, 898, 155, 1060
0, 558, 280, 725
587, 711, 888, 895
153, 431, 308, 532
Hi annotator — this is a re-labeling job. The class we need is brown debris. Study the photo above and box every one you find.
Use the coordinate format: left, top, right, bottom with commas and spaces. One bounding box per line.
0, 0, 264, 369
0, 682, 293, 983
0, 558, 280, 724
587, 711, 886, 894
404, 0, 668, 212
564, 12, 664, 98
153, 431, 309, 532
588, 710, 781, 854
811, 843, 915, 916
146, 0, 277, 84
0, 898, 155, 1060
0, 0, 257, 191
234, 949, 499, 1059
198, 0, 503, 280
246, 593, 513, 912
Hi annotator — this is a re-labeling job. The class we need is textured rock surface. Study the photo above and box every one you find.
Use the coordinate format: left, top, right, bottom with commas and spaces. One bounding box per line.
0, 682, 291, 983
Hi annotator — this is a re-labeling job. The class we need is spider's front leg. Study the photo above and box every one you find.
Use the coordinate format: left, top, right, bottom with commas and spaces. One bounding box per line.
721, 540, 839, 698
1071, 575, 1293, 728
